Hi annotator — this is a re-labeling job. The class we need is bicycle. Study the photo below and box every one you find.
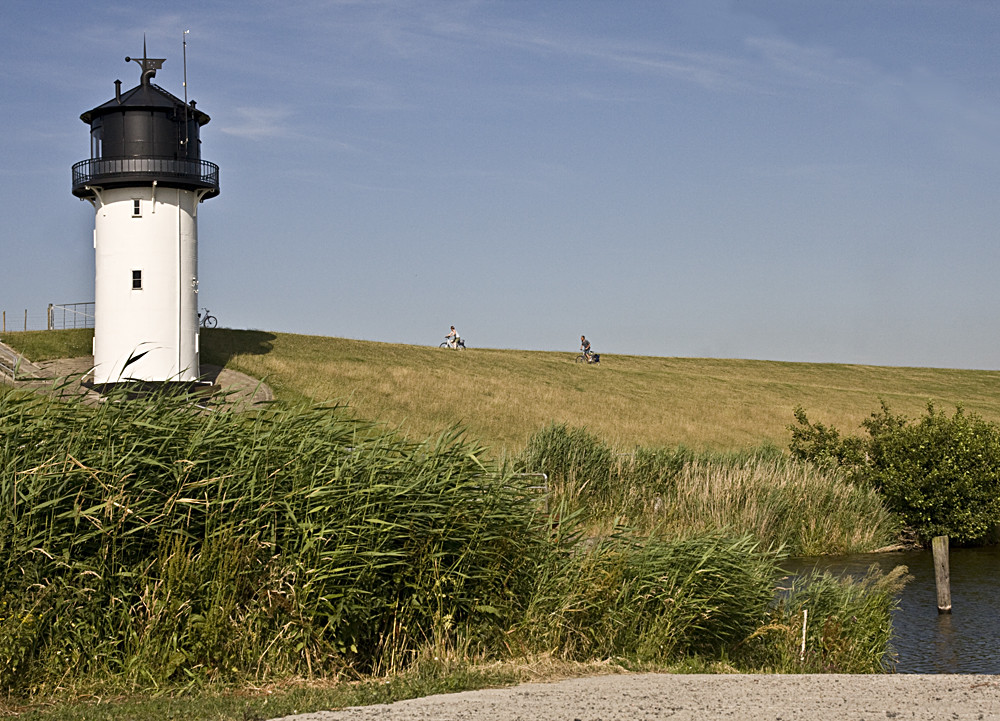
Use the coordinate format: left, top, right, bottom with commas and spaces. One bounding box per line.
576, 351, 599, 364
199, 308, 218, 328
440, 336, 466, 349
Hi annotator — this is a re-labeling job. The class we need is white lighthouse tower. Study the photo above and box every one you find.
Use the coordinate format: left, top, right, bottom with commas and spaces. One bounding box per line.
72, 45, 219, 387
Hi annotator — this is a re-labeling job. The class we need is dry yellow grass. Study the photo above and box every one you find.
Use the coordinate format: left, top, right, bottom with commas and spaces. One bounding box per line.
201, 329, 1000, 454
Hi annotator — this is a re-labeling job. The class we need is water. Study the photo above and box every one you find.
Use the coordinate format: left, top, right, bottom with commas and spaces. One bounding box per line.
785, 546, 1000, 673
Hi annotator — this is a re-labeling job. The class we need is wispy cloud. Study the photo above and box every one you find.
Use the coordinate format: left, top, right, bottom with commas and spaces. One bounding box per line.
218, 105, 363, 156
408, 15, 753, 92
744, 36, 872, 89
219, 106, 293, 139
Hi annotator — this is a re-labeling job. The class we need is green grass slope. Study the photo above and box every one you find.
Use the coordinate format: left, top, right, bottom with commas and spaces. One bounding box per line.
202, 329, 1000, 453
6, 327, 999, 453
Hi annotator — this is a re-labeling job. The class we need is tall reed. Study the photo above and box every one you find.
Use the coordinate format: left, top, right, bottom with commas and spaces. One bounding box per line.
516, 424, 898, 555
651, 458, 897, 555
0, 389, 905, 696
516, 531, 783, 662
753, 565, 910, 673
0, 386, 545, 690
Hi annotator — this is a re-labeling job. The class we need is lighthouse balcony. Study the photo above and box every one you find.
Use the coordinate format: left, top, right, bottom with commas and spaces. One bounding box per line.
72, 157, 220, 198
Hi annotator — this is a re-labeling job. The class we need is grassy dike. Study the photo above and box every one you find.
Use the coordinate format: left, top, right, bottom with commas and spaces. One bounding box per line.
0, 328, 976, 718
202, 330, 1000, 452
7, 327, 1000, 453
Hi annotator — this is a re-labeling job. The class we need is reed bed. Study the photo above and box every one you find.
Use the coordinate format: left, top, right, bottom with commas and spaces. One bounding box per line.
0, 386, 544, 690
759, 565, 910, 673
516, 423, 898, 555
0, 387, 903, 698
516, 532, 783, 664
649, 460, 897, 555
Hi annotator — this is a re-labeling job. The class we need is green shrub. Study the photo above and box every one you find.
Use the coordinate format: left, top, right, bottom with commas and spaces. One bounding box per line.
790, 401, 1000, 545
788, 406, 867, 470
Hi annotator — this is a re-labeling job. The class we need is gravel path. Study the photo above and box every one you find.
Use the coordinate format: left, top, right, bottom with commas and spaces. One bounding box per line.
268, 674, 1000, 721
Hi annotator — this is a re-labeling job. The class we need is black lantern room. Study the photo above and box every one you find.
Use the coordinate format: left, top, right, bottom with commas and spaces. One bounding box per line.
72, 46, 220, 199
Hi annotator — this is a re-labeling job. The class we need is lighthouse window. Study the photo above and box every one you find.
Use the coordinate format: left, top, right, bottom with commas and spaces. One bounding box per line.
132, 270, 143, 290
132, 199, 142, 217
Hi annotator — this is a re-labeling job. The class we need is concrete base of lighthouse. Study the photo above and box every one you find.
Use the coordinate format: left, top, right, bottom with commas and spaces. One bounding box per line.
90, 185, 202, 386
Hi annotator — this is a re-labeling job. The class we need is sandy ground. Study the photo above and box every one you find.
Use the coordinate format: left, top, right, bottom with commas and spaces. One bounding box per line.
268, 674, 1000, 721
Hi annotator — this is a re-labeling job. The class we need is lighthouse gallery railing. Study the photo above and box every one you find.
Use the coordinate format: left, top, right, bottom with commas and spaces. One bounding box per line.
72, 157, 219, 189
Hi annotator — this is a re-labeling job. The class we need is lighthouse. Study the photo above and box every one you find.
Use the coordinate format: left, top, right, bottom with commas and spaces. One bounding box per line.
72, 45, 219, 387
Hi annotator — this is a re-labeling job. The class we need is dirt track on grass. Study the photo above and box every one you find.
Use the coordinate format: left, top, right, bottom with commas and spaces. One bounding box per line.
268, 673, 1000, 721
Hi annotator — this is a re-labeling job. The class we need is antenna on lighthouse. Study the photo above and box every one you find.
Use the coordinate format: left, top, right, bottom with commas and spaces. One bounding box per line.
183, 30, 190, 150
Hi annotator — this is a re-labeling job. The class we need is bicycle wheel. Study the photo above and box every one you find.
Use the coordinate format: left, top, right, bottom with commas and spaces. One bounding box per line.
440, 342, 450, 349
204, 315, 218, 329
576, 355, 586, 363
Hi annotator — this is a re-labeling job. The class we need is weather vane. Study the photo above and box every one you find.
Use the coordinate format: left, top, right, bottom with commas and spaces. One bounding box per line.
125, 36, 165, 84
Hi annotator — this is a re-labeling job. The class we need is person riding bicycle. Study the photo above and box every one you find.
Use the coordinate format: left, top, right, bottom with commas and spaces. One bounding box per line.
580, 335, 593, 361
446, 326, 461, 349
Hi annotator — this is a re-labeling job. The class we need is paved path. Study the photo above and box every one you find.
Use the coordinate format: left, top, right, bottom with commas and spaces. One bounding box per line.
269, 673, 1000, 721
0, 350, 272, 407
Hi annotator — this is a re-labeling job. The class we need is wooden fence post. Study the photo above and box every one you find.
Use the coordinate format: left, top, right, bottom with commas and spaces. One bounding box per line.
932, 535, 951, 614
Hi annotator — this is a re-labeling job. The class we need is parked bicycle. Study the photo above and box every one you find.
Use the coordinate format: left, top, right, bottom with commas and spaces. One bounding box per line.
199, 308, 218, 328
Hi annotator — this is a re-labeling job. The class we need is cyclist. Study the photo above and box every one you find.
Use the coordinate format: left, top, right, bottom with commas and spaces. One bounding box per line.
580, 335, 592, 361
446, 326, 461, 349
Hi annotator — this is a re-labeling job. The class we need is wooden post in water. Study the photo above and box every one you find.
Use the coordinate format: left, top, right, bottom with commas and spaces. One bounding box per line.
933, 535, 952, 614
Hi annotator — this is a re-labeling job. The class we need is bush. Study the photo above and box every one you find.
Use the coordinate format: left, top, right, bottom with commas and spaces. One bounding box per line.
790, 401, 1000, 545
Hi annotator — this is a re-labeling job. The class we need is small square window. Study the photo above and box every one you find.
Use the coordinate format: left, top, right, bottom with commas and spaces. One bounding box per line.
132, 199, 142, 217
132, 270, 142, 290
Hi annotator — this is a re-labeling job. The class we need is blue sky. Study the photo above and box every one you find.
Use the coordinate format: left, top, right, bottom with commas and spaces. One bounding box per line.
3, 1, 1000, 368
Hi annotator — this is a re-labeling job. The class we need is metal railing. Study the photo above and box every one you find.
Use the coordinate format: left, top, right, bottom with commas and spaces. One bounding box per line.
72, 156, 219, 191
48, 302, 95, 330
0, 344, 21, 379
0, 340, 44, 381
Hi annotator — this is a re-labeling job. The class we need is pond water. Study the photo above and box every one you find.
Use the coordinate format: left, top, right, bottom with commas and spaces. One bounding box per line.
785, 546, 1000, 673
